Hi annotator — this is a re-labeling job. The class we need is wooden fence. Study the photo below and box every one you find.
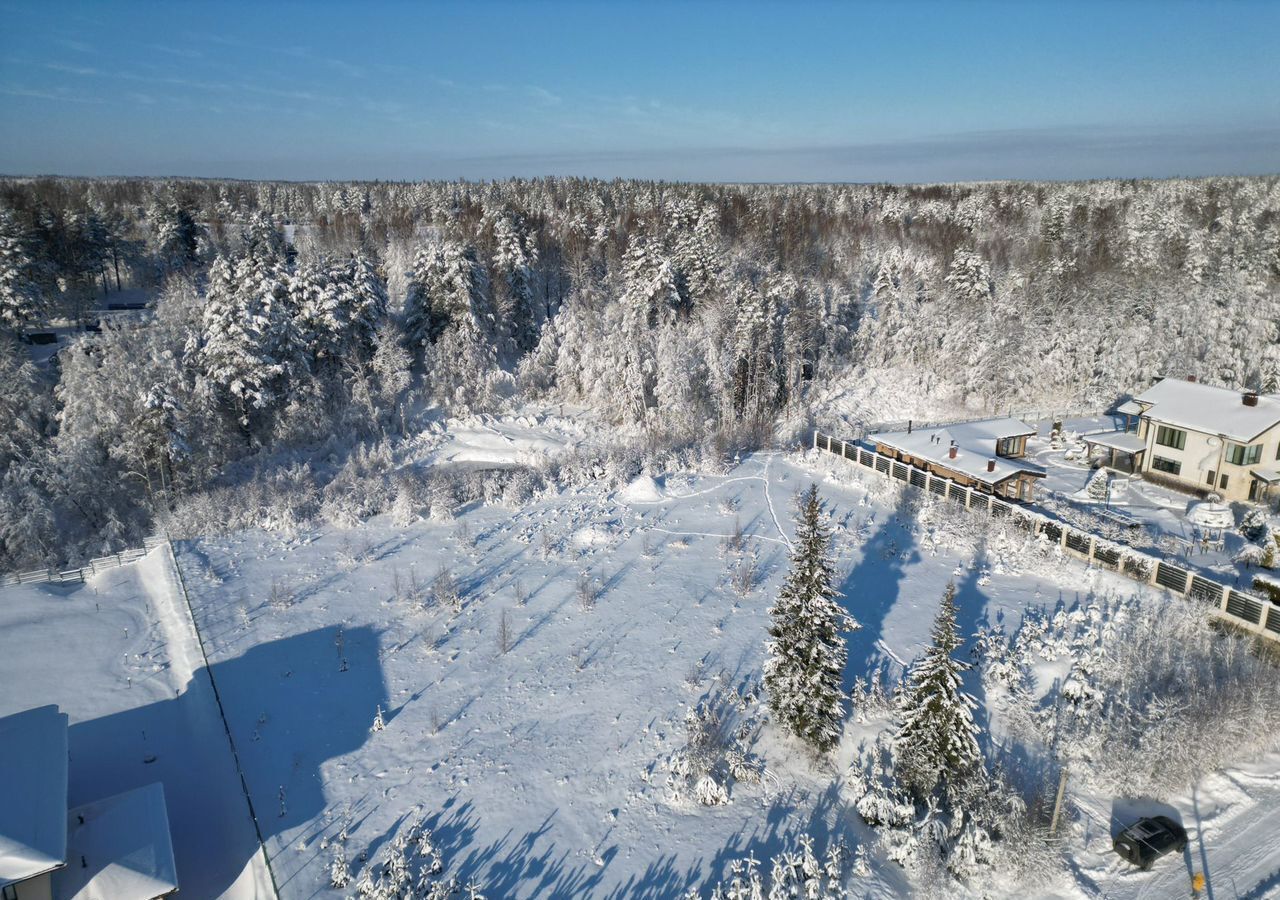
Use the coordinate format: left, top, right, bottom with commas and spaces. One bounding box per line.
814, 430, 1280, 644
0, 535, 168, 588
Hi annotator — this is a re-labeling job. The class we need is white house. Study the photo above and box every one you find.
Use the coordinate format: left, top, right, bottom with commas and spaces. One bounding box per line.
0, 706, 177, 900
1117, 377, 1280, 503
869, 417, 1046, 501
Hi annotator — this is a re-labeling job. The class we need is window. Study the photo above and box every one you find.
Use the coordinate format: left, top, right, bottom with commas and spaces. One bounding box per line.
1220, 473, 1229, 490
1207, 470, 1216, 485
1226, 443, 1262, 466
1155, 426, 1186, 450
1151, 456, 1182, 475
2, 885, 16, 900
996, 435, 1024, 457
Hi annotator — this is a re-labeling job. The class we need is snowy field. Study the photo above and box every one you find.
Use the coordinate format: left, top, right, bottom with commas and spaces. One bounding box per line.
3, 443, 1280, 898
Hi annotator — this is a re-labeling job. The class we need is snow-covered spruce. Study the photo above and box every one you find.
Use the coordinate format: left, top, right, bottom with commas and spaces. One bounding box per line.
690, 834, 850, 899
663, 698, 763, 807
352, 814, 460, 900
0, 207, 43, 334
894, 581, 981, 800
763, 484, 856, 754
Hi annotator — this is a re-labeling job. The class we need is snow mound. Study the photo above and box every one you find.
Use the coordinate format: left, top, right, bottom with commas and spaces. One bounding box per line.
572, 525, 614, 548
618, 475, 663, 504
423, 415, 578, 468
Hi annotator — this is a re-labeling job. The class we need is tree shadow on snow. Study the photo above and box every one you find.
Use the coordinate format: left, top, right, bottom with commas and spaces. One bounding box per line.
839, 489, 921, 689
69, 625, 388, 899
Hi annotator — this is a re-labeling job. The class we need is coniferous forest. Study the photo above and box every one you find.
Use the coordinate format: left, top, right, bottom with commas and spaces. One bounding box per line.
1, 175, 1278, 570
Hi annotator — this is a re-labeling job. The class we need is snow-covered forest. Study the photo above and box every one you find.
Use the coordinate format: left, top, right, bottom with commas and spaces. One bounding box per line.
2, 174, 1279, 571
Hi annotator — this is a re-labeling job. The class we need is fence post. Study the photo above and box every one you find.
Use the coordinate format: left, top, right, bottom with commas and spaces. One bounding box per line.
813, 429, 819, 450
841, 440, 847, 459
1219, 584, 1230, 611
964, 487, 972, 509
1087, 536, 1096, 566
1060, 526, 1068, 549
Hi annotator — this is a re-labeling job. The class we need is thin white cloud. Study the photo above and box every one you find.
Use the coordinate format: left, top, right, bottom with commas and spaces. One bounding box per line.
54, 38, 93, 53
527, 85, 562, 106
0, 83, 101, 103
149, 43, 204, 59
44, 62, 100, 76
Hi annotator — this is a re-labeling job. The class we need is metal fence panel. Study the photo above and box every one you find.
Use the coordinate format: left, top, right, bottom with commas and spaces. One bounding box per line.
1155, 562, 1189, 594
1225, 591, 1264, 625
1189, 575, 1222, 606
1094, 543, 1120, 568
1267, 606, 1280, 635
1065, 531, 1090, 555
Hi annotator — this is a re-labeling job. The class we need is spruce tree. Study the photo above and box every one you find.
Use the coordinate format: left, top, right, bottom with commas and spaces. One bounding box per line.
895, 581, 981, 798
764, 484, 855, 753
0, 208, 43, 334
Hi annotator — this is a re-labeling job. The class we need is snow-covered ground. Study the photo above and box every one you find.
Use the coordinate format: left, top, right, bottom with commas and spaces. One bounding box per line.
3, 434, 1279, 898
0, 548, 274, 898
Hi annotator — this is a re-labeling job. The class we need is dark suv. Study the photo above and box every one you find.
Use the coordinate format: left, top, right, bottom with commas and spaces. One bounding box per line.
1113, 816, 1188, 870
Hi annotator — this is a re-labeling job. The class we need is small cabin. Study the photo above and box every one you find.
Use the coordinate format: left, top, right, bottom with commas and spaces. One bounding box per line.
870, 417, 1046, 501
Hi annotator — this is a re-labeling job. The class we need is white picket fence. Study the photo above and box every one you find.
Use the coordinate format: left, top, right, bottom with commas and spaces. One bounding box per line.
814, 430, 1280, 645
0, 534, 168, 588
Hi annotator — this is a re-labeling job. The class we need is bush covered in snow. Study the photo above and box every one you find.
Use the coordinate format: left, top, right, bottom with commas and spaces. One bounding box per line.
691, 834, 850, 900
348, 814, 469, 900
663, 697, 763, 807
984, 590, 1280, 797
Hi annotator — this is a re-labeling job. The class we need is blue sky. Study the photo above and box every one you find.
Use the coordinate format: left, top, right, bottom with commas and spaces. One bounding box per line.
1, 0, 1277, 182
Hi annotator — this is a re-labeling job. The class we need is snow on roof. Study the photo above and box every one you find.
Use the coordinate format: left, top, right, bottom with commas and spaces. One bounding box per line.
0, 705, 69, 887
1134, 378, 1280, 443
1251, 467, 1280, 484
1188, 502, 1235, 530
1082, 430, 1148, 454
53, 783, 177, 900
870, 417, 1045, 486
1115, 400, 1144, 416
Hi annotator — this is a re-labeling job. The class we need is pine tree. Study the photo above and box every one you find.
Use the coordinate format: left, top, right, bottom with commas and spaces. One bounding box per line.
0, 208, 43, 334
895, 581, 982, 799
764, 484, 855, 753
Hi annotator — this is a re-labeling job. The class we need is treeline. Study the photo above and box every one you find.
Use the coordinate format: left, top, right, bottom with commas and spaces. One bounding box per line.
0, 174, 1277, 569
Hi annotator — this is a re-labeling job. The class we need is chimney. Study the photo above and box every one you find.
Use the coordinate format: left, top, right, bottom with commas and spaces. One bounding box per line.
987, 458, 996, 472
1187, 375, 1197, 383
1244, 391, 1259, 407
949, 444, 958, 459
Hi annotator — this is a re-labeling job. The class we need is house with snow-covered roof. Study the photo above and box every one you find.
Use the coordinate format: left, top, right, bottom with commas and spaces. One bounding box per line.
869, 417, 1046, 501
0, 705, 177, 900
1119, 376, 1280, 503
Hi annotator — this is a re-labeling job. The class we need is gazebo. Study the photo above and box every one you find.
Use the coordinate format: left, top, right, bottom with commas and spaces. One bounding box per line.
1082, 430, 1148, 474
1188, 499, 1234, 552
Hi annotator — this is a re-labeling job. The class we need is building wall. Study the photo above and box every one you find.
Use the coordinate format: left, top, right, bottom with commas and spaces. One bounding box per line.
1139, 417, 1280, 502
12, 872, 54, 900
